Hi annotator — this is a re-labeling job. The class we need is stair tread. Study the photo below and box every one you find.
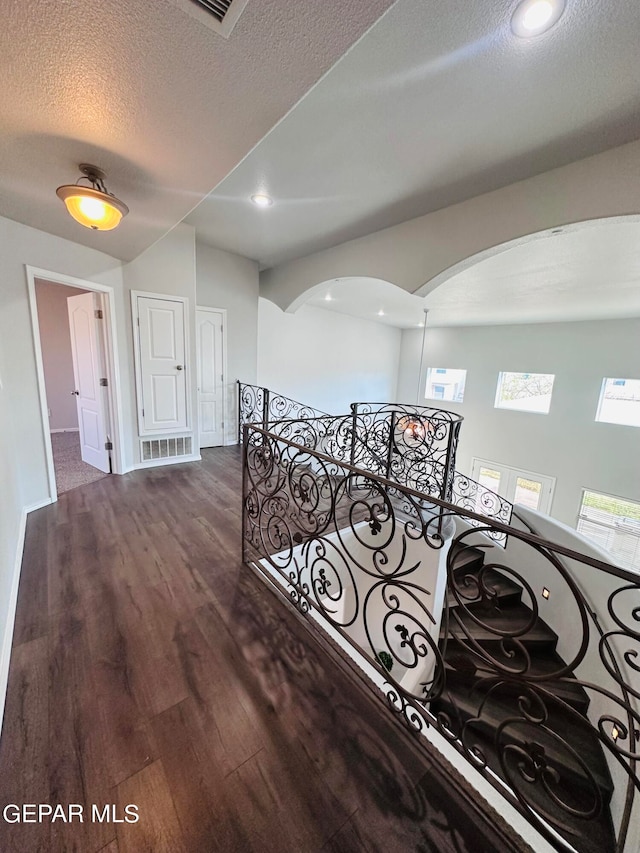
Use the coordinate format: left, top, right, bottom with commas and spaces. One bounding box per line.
448, 566, 523, 607
445, 602, 558, 648
449, 546, 485, 571
432, 684, 613, 796
442, 649, 591, 713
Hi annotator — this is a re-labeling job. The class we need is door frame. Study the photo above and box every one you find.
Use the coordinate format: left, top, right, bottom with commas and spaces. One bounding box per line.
195, 306, 228, 448
26, 265, 127, 503
131, 290, 192, 436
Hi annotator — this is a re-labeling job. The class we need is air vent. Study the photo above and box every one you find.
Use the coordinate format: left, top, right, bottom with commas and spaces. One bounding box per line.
193, 0, 233, 23
172, 0, 249, 38
141, 436, 193, 462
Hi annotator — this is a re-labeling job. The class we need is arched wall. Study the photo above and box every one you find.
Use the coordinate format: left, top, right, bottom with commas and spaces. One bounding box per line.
285, 276, 402, 314
260, 139, 640, 311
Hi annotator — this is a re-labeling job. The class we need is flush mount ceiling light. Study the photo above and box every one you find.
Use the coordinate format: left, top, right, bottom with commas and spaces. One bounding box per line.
377, 309, 385, 317
251, 193, 273, 208
511, 0, 565, 37
56, 164, 129, 231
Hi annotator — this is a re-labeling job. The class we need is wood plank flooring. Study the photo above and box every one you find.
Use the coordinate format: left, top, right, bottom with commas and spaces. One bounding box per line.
0, 448, 525, 852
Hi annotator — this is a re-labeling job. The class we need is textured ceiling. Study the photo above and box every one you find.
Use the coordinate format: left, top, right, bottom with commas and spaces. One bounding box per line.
303, 220, 640, 328
187, 0, 640, 269
0, 0, 394, 260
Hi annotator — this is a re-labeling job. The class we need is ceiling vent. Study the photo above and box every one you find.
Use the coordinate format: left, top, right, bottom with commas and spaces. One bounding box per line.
172, 0, 250, 38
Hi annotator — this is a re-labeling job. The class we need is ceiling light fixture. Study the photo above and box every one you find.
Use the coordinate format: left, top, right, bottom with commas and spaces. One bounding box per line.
511, 0, 565, 38
56, 164, 128, 231
251, 193, 273, 208
324, 294, 333, 301
377, 309, 385, 316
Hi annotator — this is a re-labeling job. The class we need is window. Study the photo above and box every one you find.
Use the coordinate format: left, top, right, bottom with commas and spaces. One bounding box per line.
577, 490, 640, 572
425, 368, 466, 403
471, 458, 556, 515
495, 371, 555, 414
595, 377, 640, 427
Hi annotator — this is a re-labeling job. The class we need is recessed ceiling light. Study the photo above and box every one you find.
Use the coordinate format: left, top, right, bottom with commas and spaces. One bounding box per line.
324, 294, 333, 301
511, 0, 565, 38
251, 193, 273, 207
377, 309, 385, 317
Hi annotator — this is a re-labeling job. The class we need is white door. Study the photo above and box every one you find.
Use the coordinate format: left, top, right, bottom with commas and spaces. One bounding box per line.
196, 309, 225, 448
471, 458, 556, 515
135, 295, 188, 433
67, 292, 110, 473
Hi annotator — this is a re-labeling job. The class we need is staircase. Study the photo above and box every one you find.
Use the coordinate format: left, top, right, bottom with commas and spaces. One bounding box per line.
433, 544, 616, 853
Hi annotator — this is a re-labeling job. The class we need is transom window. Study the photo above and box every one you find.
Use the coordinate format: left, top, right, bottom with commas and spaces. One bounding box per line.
595, 377, 640, 427
425, 368, 466, 403
577, 490, 640, 572
495, 371, 555, 414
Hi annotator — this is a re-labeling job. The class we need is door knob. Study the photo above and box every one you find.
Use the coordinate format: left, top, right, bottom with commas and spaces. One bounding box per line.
71, 390, 79, 395
176, 365, 183, 370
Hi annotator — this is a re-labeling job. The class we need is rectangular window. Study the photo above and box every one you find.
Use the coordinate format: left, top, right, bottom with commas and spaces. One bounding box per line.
425, 368, 467, 403
577, 490, 640, 572
595, 377, 640, 427
495, 371, 555, 414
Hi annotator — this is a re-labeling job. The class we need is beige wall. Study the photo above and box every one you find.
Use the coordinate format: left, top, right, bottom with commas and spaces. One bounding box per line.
34, 280, 88, 431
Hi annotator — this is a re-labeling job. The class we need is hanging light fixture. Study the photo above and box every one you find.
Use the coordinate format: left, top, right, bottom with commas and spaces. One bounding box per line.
56, 164, 129, 231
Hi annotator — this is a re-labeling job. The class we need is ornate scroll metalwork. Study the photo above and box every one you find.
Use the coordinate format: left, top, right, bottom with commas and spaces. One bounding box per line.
238, 384, 514, 534
243, 424, 640, 853
238, 382, 329, 442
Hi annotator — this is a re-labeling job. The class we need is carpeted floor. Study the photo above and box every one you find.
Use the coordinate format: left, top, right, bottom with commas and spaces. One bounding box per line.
51, 431, 109, 495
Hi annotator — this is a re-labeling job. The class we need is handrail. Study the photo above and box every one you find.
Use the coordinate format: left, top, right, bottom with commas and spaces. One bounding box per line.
243, 423, 640, 853
238, 382, 516, 539
237, 381, 329, 442
512, 509, 637, 853
245, 423, 639, 583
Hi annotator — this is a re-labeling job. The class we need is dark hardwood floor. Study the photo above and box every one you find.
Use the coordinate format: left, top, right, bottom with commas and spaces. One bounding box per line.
0, 447, 526, 853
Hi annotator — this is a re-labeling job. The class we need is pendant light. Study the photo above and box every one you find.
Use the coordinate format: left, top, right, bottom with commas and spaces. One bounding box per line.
56, 164, 129, 231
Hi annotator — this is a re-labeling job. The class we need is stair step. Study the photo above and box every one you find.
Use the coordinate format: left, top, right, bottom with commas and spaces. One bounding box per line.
442, 650, 591, 715
449, 545, 485, 573
431, 684, 614, 801
444, 602, 558, 651
448, 566, 523, 609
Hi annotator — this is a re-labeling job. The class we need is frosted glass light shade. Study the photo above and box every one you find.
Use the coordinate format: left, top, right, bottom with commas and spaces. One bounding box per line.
56, 184, 129, 230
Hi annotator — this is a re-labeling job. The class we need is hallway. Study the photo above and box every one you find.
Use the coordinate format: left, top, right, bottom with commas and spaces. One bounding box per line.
0, 448, 523, 852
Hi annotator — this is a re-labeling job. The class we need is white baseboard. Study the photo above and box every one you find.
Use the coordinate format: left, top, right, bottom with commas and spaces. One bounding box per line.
50, 427, 79, 434
0, 498, 53, 738
132, 453, 202, 471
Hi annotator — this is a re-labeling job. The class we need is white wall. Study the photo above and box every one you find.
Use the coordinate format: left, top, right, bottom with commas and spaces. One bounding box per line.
260, 140, 640, 310
0, 337, 23, 734
397, 319, 640, 527
257, 298, 402, 414
196, 242, 259, 442
0, 214, 130, 733
0, 215, 128, 507
34, 280, 88, 431
123, 223, 198, 460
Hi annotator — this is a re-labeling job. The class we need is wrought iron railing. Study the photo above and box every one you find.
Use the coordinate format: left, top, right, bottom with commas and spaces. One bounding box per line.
242, 424, 640, 853
237, 383, 513, 534
237, 381, 329, 442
